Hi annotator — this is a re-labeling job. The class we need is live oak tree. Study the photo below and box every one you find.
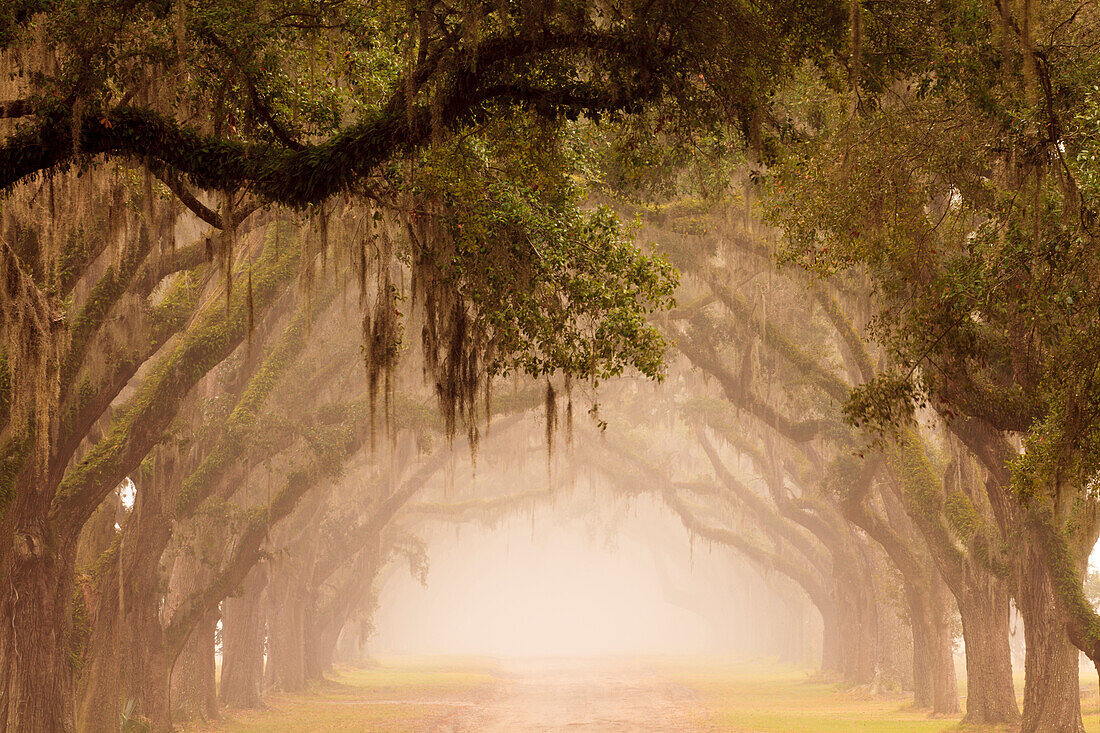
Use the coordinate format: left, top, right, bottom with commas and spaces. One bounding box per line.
583, 101, 1024, 720
0, 0, 783, 729
9, 1, 1100, 732
770, 2, 1100, 730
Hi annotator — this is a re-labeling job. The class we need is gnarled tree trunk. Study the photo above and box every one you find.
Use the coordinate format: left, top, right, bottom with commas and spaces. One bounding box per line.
170, 607, 219, 724
0, 530, 76, 733
220, 565, 268, 709
957, 580, 1019, 725
1019, 551, 1084, 733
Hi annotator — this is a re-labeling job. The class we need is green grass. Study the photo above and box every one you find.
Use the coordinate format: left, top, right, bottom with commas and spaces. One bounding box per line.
676, 664, 966, 733
663, 659, 1100, 733
189, 659, 498, 733
188, 656, 1100, 732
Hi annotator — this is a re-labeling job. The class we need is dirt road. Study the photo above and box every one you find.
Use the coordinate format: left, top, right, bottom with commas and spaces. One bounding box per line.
434, 659, 711, 732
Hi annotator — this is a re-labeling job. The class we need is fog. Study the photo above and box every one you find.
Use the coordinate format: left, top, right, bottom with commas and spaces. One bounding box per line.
373, 495, 793, 658
358, 396, 824, 667
10, 4, 1100, 731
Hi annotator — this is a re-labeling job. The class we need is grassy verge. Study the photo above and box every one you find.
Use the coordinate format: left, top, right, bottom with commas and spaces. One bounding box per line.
186, 656, 1100, 732
663, 659, 1100, 732
186, 658, 499, 733
673, 663, 964, 733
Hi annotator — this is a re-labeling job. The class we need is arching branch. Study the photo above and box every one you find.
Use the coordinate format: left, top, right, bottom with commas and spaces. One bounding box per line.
674, 326, 832, 442
0, 30, 667, 205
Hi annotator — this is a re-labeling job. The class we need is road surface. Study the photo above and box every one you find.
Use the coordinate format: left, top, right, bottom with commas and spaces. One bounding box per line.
433, 659, 711, 732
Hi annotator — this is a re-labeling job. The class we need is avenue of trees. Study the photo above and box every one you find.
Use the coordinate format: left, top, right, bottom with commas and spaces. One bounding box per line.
2, 1, 1100, 732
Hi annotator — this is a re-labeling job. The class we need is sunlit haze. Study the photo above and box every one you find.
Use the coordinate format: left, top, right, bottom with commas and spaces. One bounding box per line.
372, 493, 804, 658
7, 4, 1100, 731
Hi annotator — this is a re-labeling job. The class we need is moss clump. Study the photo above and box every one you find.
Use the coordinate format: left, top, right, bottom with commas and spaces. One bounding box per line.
0, 433, 31, 517
52, 233, 301, 521
944, 490, 980, 543
0, 349, 10, 425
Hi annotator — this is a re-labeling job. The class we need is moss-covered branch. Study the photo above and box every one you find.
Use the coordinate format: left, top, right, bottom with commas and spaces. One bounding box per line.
693, 428, 832, 577
408, 487, 551, 521
175, 288, 329, 517
674, 327, 832, 442
49, 268, 208, 488
164, 461, 318, 658
883, 428, 969, 590
48, 233, 300, 531
659, 483, 833, 614
809, 282, 875, 384
60, 227, 157, 388
583, 435, 834, 615
0, 31, 659, 206
310, 410, 533, 585
707, 276, 851, 402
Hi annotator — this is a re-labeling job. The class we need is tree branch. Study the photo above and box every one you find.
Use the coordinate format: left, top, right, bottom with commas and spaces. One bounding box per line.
48, 236, 300, 530
674, 326, 832, 442
0, 30, 663, 205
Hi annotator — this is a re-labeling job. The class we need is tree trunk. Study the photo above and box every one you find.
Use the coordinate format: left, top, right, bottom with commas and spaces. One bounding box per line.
832, 557, 877, 685
75, 493, 120, 573
0, 538, 76, 733
220, 566, 268, 709
161, 516, 220, 731
926, 611, 959, 715
303, 611, 330, 682
820, 605, 843, 676
170, 608, 219, 724
75, 551, 122, 733
892, 573, 955, 714
265, 570, 308, 692
910, 608, 933, 708
852, 554, 880, 685
305, 556, 380, 681
120, 571, 170, 733
1020, 551, 1084, 733
334, 624, 362, 666
77, 482, 173, 733
925, 574, 960, 715
957, 581, 1019, 725
309, 613, 348, 680
80, 575, 170, 733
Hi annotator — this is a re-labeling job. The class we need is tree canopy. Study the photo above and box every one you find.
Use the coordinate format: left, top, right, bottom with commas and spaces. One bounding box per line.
6, 2, 1100, 732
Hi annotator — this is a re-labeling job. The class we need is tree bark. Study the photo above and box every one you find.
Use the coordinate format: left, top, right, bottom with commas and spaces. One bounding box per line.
1019, 550, 1084, 733
220, 566, 268, 709
957, 581, 1019, 725
170, 607, 219, 724
0, 536, 76, 733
